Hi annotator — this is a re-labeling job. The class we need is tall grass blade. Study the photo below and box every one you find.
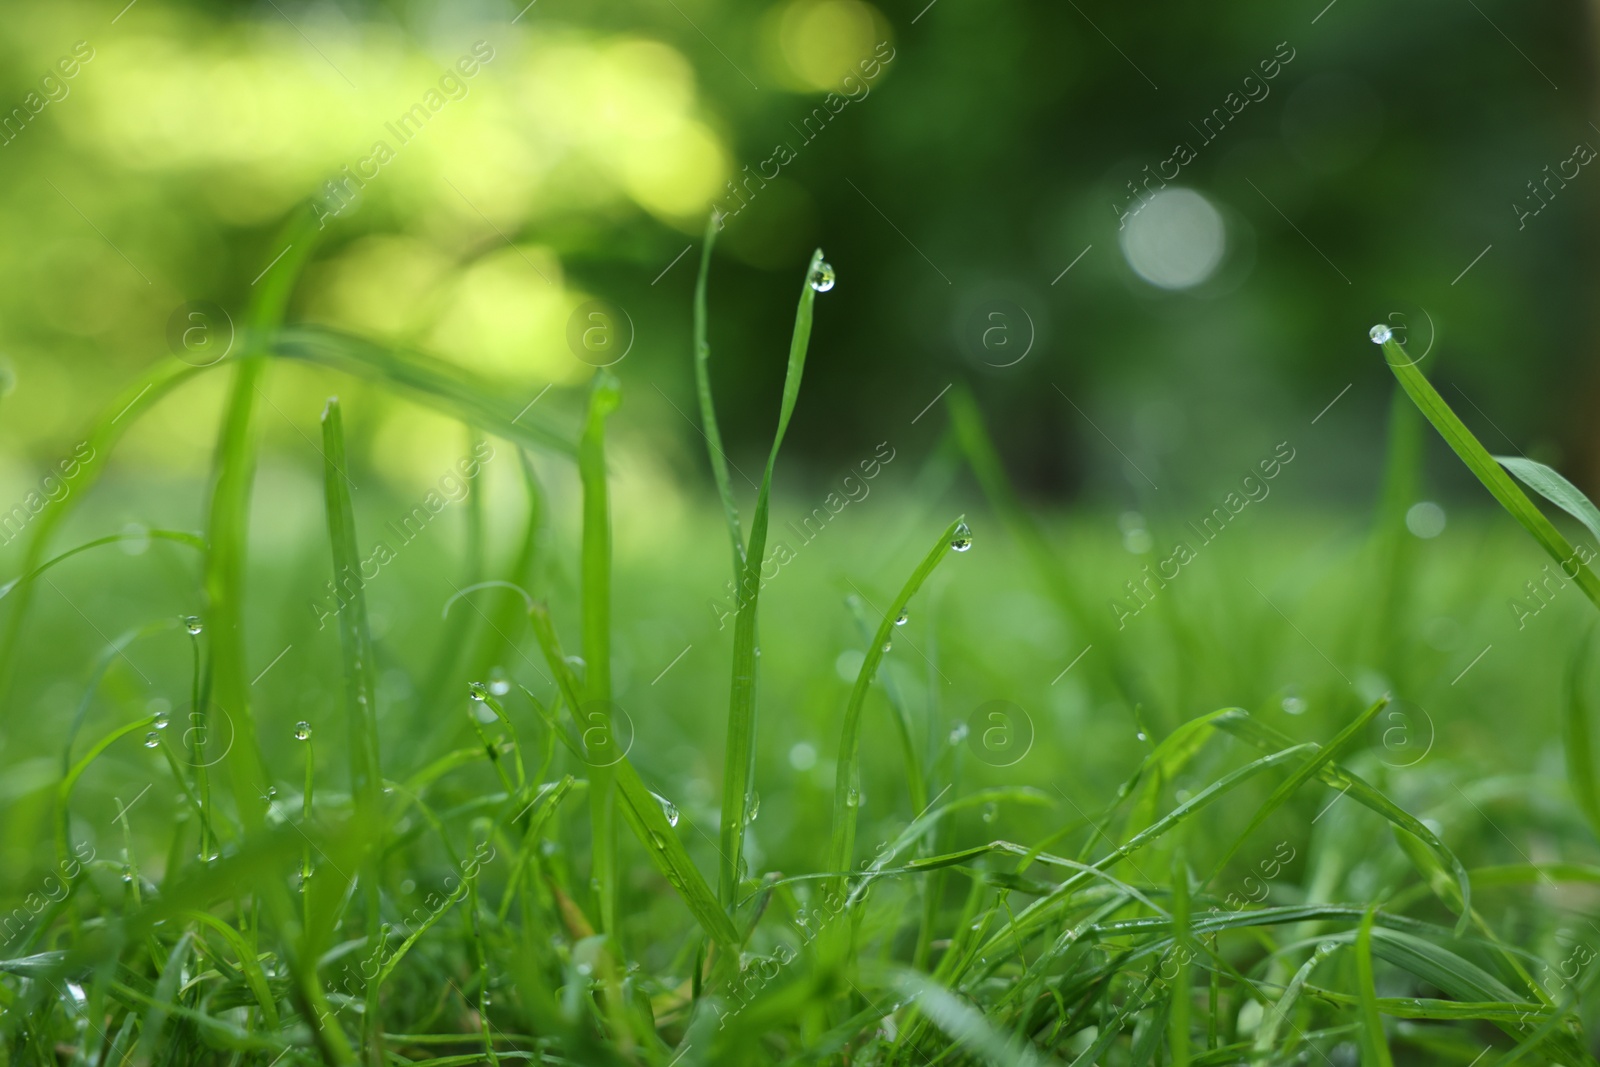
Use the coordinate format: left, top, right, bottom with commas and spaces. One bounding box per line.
693, 216, 745, 573
579, 370, 621, 937
1564, 631, 1600, 841
1356, 906, 1396, 1067
205, 207, 323, 837
719, 248, 825, 909
1380, 337, 1600, 612
828, 517, 965, 893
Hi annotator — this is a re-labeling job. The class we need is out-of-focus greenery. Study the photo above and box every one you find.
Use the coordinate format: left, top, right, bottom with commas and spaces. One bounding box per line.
0, 0, 1593, 513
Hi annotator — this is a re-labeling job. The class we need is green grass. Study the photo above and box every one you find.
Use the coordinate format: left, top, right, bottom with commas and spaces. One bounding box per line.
4, 220, 1600, 1065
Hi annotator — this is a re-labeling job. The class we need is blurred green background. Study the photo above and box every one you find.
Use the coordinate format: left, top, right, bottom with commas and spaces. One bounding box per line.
0, 0, 1594, 508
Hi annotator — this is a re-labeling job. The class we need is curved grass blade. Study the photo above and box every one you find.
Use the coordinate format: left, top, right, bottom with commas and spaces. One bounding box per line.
828, 517, 965, 892
1205, 696, 1387, 884
1212, 708, 1471, 933
693, 215, 744, 574
0, 530, 204, 602
270, 327, 576, 458
720, 248, 825, 909
1380, 337, 1600, 613
1169, 849, 1192, 1067
1496, 455, 1600, 546
886, 967, 1062, 1067
527, 602, 741, 958
0, 360, 207, 696
1254, 941, 1338, 1053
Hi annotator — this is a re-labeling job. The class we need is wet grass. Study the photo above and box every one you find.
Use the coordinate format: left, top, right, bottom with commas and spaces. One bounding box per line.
2, 205, 1600, 1064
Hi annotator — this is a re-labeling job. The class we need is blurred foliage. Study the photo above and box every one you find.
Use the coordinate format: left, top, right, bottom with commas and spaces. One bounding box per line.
0, 0, 1594, 515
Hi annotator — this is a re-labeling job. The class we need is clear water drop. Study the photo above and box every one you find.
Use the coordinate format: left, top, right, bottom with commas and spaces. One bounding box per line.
152, 711, 169, 730
294, 721, 312, 741
649, 831, 669, 850
881, 640, 893, 653
182, 615, 203, 636
808, 260, 836, 292
653, 792, 680, 827
468, 681, 488, 702
120, 866, 134, 884
143, 731, 160, 748
1369, 324, 1392, 345
746, 791, 761, 824
982, 802, 997, 824
950, 522, 973, 552
948, 722, 969, 744
845, 787, 861, 809
1136, 731, 1147, 742
1282, 695, 1307, 716
894, 610, 908, 626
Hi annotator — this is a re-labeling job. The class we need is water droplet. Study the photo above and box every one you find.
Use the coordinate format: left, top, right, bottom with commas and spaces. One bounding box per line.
649, 831, 668, 850
468, 681, 488, 702
950, 522, 973, 552
294, 721, 312, 741
653, 792, 680, 827
894, 610, 908, 626
265, 786, 277, 800
982, 802, 997, 824
182, 615, 203, 636
1282, 695, 1307, 716
1136, 731, 1147, 742
152, 711, 169, 730
881, 640, 893, 653
948, 722, 969, 744
489, 679, 510, 696
746, 792, 761, 824
845, 787, 861, 809
808, 260, 836, 292
120, 866, 134, 884
1368, 323, 1392, 345
143, 731, 159, 748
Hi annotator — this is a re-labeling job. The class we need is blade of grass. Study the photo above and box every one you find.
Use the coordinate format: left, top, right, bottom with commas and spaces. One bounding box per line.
1496, 455, 1600, 546
1204, 696, 1387, 886
1169, 849, 1191, 1067
693, 215, 744, 574
579, 370, 621, 938
828, 517, 966, 894
1380, 337, 1600, 612
0, 360, 207, 698
1564, 629, 1600, 841
719, 247, 825, 910
1355, 906, 1395, 1067
527, 603, 741, 958
270, 327, 576, 457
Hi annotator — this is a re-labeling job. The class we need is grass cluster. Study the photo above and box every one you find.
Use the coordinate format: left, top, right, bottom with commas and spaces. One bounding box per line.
3, 205, 1600, 1066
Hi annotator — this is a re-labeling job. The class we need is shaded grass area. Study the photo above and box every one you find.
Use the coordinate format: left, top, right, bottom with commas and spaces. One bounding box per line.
1, 218, 1599, 1064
